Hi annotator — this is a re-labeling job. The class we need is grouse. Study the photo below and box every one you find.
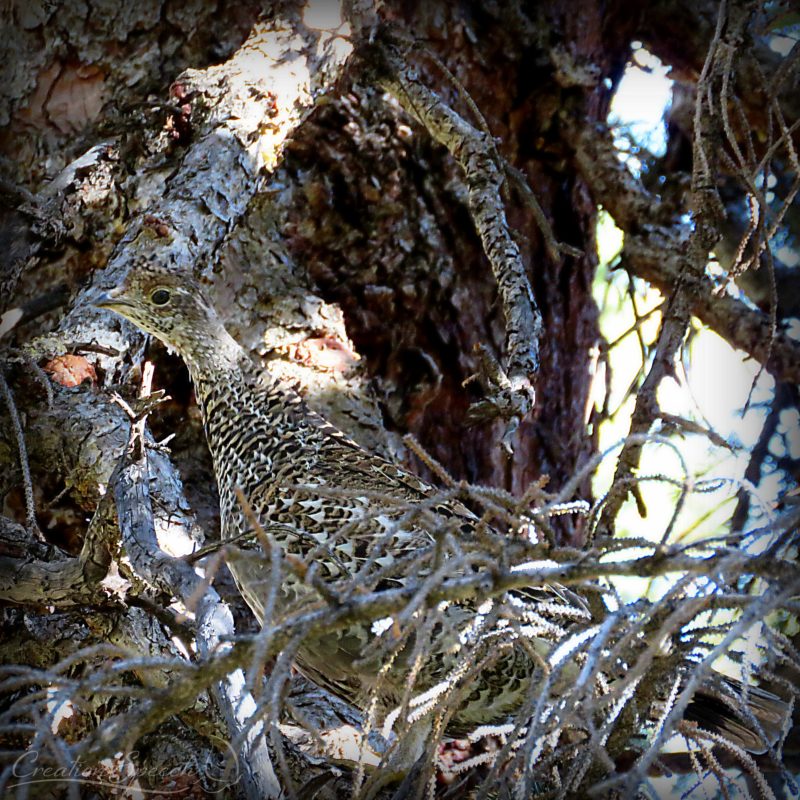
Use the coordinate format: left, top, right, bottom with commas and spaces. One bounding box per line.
96, 266, 789, 754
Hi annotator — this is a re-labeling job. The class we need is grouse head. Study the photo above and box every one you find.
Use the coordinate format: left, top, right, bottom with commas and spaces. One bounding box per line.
95, 267, 242, 373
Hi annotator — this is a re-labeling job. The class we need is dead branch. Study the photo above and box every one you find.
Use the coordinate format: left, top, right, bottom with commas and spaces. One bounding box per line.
66, 499, 798, 753
367, 32, 540, 444
0, 498, 113, 607
570, 129, 800, 388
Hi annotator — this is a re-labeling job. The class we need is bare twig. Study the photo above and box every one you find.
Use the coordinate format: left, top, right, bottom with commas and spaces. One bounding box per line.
0, 369, 42, 537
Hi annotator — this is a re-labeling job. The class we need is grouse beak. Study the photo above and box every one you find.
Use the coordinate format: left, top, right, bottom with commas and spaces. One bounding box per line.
94, 289, 130, 311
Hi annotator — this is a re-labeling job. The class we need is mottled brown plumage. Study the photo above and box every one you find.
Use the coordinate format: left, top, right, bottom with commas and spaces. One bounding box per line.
97, 267, 789, 751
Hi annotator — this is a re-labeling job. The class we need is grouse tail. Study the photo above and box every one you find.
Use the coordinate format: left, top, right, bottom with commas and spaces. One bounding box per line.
686, 674, 791, 754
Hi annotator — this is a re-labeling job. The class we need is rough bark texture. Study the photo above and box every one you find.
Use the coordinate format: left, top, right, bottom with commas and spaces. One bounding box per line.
280, 1, 618, 515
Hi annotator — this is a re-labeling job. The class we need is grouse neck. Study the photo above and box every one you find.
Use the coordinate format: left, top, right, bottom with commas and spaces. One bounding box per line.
185, 332, 304, 428
182, 325, 246, 380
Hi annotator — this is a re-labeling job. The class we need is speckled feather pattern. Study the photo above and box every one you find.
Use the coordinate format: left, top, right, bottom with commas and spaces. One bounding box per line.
97, 267, 791, 751
97, 267, 592, 731
193, 363, 584, 726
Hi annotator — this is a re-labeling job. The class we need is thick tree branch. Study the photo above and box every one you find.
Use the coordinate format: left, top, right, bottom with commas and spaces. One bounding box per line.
368, 34, 540, 444
570, 120, 800, 388
625, 231, 800, 385
114, 422, 282, 799
25, 2, 356, 379
0, 497, 113, 607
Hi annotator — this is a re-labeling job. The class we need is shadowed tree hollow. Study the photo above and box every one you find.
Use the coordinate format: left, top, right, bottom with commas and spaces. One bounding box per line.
0, 1, 798, 798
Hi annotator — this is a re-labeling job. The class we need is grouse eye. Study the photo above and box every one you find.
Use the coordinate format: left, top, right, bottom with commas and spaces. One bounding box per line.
150, 289, 171, 306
